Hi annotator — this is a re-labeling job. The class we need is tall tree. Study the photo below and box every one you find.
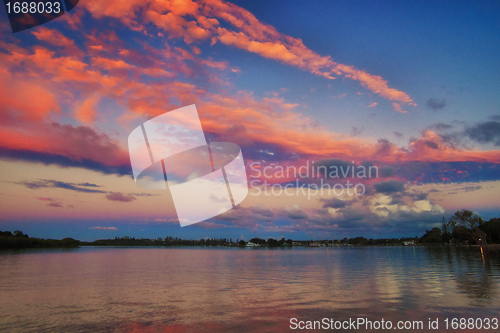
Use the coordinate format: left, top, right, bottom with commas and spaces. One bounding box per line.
448, 210, 487, 246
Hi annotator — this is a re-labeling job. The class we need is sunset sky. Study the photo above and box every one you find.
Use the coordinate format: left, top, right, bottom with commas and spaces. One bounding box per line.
0, 0, 499, 241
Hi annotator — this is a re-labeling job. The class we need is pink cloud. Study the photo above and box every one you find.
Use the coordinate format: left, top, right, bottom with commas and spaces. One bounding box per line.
106, 192, 136, 203
0, 67, 60, 124
89, 226, 118, 230
75, 95, 100, 124
31, 27, 84, 57
77, 0, 414, 107
2, 0, 498, 176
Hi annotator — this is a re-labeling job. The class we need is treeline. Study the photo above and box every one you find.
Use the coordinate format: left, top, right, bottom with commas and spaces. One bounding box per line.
0, 230, 80, 248
84, 236, 293, 248
2, 210, 498, 249
420, 212, 500, 245
85, 210, 498, 248
243, 236, 418, 247
81, 236, 419, 248
83, 236, 235, 247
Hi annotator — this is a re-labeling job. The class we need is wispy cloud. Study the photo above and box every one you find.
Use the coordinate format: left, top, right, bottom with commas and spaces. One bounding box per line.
36, 196, 65, 208
18, 180, 106, 193
106, 192, 136, 202
37, 197, 53, 201
426, 98, 447, 111
1, 6, 497, 176
193, 221, 228, 229
0, 147, 131, 176
89, 226, 118, 230
77, 0, 414, 108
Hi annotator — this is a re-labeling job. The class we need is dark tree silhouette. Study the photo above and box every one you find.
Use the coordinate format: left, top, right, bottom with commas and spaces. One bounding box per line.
420, 227, 443, 243
447, 209, 487, 246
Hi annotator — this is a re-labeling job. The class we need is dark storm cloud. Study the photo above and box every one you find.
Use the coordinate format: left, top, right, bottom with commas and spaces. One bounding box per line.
379, 165, 396, 177
389, 194, 405, 205
286, 209, 308, 220
465, 121, 500, 146
428, 119, 500, 147
0, 147, 132, 176
426, 98, 447, 111
413, 192, 428, 200
210, 195, 447, 239
17, 179, 106, 193
462, 185, 482, 192
321, 197, 347, 208
78, 182, 101, 187
314, 159, 352, 178
373, 180, 405, 194
389, 191, 427, 205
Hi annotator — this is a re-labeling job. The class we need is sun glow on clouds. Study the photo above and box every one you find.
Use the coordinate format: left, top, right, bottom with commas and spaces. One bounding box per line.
0, 160, 177, 221
79, 0, 415, 107
1, 4, 498, 169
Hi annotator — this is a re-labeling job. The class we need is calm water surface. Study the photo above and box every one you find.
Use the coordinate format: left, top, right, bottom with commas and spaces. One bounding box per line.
0, 246, 499, 332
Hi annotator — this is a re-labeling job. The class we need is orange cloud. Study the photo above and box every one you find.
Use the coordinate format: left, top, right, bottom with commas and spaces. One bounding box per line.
0, 67, 60, 123
336, 65, 414, 105
0, 122, 129, 167
203, 1, 415, 106
392, 103, 407, 113
3, 1, 496, 174
31, 27, 78, 49
78, 0, 414, 108
92, 56, 134, 70
201, 58, 228, 70
82, 0, 145, 28
76, 95, 100, 124
406, 130, 500, 163
144, 9, 210, 44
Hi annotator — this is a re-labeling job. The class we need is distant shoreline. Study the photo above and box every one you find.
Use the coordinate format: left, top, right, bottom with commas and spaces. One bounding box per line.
2, 228, 499, 251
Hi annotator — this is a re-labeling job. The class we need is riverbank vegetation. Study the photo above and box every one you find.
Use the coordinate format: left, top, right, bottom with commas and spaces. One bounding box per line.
420, 210, 499, 246
0, 230, 80, 248
2, 210, 499, 249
